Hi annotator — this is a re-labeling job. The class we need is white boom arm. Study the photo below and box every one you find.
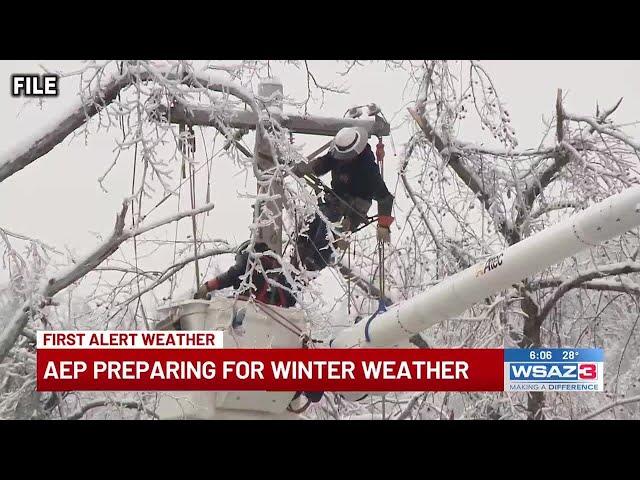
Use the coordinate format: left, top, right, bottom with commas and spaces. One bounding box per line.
331, 186, 640, 348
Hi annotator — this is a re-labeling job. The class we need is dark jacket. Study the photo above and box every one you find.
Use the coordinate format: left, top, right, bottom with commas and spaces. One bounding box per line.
210, 245, 296, 308
308, 144, 394, 217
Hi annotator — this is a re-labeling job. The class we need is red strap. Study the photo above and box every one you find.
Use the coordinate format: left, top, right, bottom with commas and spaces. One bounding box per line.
256, 284, 270, 303
376, 139, 385, 164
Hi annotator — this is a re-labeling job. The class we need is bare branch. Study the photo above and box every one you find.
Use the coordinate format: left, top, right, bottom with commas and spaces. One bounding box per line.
400, 153, 443, 253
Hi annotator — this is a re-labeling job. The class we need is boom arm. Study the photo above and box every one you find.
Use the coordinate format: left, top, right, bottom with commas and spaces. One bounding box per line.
331, 187, 640, 348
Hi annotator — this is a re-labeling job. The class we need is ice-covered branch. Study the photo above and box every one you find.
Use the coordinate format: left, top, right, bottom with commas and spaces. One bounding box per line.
537, 261, 640, 324
579, 394, 640, 420
399, 153, 443, 253
116, 246, 235, 310
0, 201, 216, 361
0, 72, 131, 183
530, 201, 579, 219
531, 277, 640, 295
453, 141, 555, 158
0, 227, 63, 255
65, 399, 159, 420
0, 62, 262, 185
565, 111, 640, 152
407, 107, 515, 241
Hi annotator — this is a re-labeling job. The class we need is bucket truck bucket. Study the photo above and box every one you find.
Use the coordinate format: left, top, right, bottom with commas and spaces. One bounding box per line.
153, 296, 306, 420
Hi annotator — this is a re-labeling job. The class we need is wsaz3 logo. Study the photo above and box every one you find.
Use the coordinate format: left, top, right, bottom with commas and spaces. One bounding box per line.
510, 363, 598, 380
475, 253, 504, 278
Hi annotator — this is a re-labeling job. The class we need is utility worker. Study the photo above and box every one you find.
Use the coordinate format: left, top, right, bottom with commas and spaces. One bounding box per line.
291, 127, 394, 271
194, 241, 297, 308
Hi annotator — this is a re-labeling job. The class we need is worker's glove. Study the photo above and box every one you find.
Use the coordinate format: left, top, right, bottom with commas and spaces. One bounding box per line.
334, 236, 350, 251
194, 284, 209, 300
194, 279, 220, 299
376, 226, 391, 244
291, 162, 312, 178
377, 215, 394, 244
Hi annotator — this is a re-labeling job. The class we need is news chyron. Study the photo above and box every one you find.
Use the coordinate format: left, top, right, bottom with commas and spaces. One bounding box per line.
504, 348, 604, 392
11, 73, 59, 97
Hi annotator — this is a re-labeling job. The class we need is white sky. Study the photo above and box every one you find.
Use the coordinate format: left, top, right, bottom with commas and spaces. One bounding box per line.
1, 60, 639, 316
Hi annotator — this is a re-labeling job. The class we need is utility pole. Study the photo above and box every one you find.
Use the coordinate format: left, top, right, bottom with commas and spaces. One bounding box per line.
157, 82, 391, 256
254, 79, 285, 255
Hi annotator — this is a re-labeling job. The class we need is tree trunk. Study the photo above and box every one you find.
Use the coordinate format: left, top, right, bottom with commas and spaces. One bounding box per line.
519, 290, 545, 420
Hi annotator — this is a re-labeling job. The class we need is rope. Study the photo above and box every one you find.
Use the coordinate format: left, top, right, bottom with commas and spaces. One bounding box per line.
378, 239, 385, 299
347, 242, 351, 316
257, 301, 303, 336
375, 136, 387, 301
246, 297, 303, 337
180, 123, 200, 292
168, 184, 183, 297
287, 397, 312, 414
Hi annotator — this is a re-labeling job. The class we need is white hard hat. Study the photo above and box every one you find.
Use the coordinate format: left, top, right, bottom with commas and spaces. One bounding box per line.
332, 127, 368, 161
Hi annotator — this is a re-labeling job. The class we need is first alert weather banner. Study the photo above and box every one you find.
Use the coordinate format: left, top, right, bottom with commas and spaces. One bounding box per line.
36, 331, 603, 393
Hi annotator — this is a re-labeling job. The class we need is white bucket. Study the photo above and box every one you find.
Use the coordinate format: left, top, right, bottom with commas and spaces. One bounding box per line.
154, 297, 306, 419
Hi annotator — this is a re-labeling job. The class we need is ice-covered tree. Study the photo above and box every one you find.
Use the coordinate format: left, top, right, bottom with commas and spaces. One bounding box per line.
1, 60, 639, 420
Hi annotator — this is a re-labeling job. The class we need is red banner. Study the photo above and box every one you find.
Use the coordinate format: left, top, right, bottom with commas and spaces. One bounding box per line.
37, 348, 504, 392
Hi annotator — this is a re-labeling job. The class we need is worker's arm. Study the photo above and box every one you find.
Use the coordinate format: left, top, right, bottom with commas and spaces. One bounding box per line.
291, 153, 334, 178
209, 252, 249, 290
195, 252, 249, 298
